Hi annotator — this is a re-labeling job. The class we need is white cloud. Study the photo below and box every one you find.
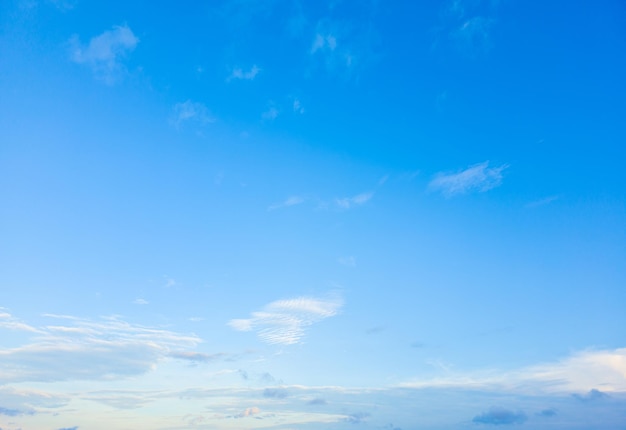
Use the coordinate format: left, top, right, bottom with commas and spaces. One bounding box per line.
0, 312, 40, 333
133, 298, 149, 305
0, 386, 69, 408
293, 99, 305, 114
70, 24, 138, 84
164, 276, 177, 288
228, 295, 343, 345
268, 196, 305, 211
338, 256, 356, 267
452, 16, 494, 56
311, 33, 337, 53
428, 161, 507, 196
262, 106, 279, 121
526, 195, 560, 208
399, 348, 626, 394
228, 64, 261, 81
234, 406, 261, 418
335, 191, 373, 209
170, 101, 214, 129
0, 314, 201, 383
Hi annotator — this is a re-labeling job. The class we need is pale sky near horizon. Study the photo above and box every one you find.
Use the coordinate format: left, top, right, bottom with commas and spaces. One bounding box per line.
1, 1, 626, 429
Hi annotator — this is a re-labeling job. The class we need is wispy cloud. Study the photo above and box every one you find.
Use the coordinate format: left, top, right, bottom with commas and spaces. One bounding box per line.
398, 348, 626, 394
83, 391, 151, 410
311, 33, 337, 53
435, 0, 500, 57
0, 386, 69, 414
228, 295, 343, 345
0, 311, 40, 333
0, 314, 201, 383
343, 411, 370, 424
234, 406, 261, 418
293, 98, 305, 114
338, 256, 356, 267
537, 408, 557, 417
573, 388, 609, 402
227, 64, 261, 81
164, 276, 177, 288
308, 9, 378, 79
70, 24, 138, 84
263, 387, 288, 398
429, 161, 507, 196
262, 105, 279, 121
526, 195, 560, 208
452, 16, 494, 56
133, 298, 149, 305
335, 191, 374, 209
170, 101, 214, 129
49, 0, 77, 11
168, 351, 228, 363
268, 196, 305, 211
472, 407, 527, 425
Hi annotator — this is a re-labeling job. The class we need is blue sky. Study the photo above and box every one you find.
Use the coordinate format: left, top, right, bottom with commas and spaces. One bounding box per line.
1, 0, 625, 429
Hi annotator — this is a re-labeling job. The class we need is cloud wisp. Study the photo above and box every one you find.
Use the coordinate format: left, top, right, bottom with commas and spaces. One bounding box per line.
435, 0, 500, 57
398, 348, 626, 395
229, 295, 343, 345
0, 313, 201, 383
452, 16, 495, 57
170, 100, 215, 129
472, 407, 527, 425
70, 24, 139, 84
268, 196, 305, 211
227, 65, 261, 81
429, 161, 507, 196
335, 191, 374, 209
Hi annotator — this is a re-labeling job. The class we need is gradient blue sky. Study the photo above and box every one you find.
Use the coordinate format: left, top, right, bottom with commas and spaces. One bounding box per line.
1, 0, 626, 429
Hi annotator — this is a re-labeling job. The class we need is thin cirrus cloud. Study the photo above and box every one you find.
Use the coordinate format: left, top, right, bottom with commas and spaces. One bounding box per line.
436, 0, 499, 57
228, 295, 343, 345
262, 104, 279, 121
398, 348, 626, 394
311, 33, 338, 53
170, 101, 215, 129
227, 64, 261, 81
70, 24, 138, 84
0, 312, 201, 383
234, 406, 261, 418
335, 191, 374, 209
472, 407, 527, 425
452, 16, 495, 56
268, 195, 305, 211
428, 161, 507, 196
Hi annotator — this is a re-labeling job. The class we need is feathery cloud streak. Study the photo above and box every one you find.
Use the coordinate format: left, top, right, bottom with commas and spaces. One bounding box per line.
268, 196, 305, 211
171, 100, 214, 128
335, 191, 373, 209
429, 161, 507, 196
0, 313, 201, 383
229, 296, 343, 345
399, 348, 626, 394
228, 65, 261, 81
472, 407, 527, 425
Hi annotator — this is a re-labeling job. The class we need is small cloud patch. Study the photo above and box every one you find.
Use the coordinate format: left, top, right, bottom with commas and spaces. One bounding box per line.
70, 24, 138, 84
472, 407, 527, 425
344, 411, 370, 424
573, 389, 608, 402
229, 295, 343, 345
536, 408, 557, 417
429, 161, 507, 196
